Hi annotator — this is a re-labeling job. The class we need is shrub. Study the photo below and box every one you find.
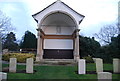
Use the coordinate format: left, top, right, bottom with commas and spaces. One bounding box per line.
82, 56, 94, 63
2, 53, 35, 63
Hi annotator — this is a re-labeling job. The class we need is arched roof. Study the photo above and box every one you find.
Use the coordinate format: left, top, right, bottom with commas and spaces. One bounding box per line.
40, 12, 77, 27
32, 0, 85, 27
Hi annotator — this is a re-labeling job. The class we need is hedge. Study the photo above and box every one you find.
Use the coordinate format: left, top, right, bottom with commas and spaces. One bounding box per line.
82, 56, 94, 63
2, 53, 35, 63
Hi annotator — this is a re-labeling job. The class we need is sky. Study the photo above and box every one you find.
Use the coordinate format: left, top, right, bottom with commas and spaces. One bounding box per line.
0, 0, 119, 41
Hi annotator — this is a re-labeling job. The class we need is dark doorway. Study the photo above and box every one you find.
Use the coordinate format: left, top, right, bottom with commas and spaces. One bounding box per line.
43, 49, 73, 59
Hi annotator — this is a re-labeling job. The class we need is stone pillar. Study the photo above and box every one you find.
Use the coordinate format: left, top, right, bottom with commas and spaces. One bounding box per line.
74, 38, 76, 60
40, 38, 43, 59
98, 72, 112, 81
95, 58, 103, 73
26, 58, 33, 73
78, 59, 86, 74
0, 72, 7, 80
113, 58, 120, 73
74, 29, 80, 61
9, 58, 17, 73
36, 29, 43, 61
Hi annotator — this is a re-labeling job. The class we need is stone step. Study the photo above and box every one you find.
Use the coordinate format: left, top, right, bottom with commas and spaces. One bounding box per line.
35, 59, 77, 65
43, 59, 75, 61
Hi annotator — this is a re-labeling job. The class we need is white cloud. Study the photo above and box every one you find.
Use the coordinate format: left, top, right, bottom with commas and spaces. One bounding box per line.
0, 0, 119, 39
0, 0, 25, 2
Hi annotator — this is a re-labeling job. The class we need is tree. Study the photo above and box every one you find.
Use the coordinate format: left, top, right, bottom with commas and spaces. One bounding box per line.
3, 32, 19, 51
0, 10, 14, 39
20, 31, 37, 49
94, 24, 119, 45
109, 34, 120, 58
79, 36, 101, 58
94, 34, 120, 63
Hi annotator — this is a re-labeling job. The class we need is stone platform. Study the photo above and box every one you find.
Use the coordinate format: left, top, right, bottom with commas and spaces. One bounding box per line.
35, 59, 77, 66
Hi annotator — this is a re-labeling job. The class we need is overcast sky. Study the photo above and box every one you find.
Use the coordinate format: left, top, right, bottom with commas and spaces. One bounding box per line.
0, 0, 119, 40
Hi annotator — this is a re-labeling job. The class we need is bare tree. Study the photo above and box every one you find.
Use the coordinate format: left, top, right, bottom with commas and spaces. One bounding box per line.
0, 10, 14, 39
94, 24, 119, 45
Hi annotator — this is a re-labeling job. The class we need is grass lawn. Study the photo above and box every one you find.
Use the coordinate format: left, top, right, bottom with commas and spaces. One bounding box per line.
2, 63, 120, 80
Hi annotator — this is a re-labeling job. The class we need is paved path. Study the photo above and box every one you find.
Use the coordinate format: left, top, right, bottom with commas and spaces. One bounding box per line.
2, 60, 76, 66
2, 60, 26, 65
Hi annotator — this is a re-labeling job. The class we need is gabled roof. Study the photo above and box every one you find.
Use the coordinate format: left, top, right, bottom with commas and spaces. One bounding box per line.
32, 0, 85, 18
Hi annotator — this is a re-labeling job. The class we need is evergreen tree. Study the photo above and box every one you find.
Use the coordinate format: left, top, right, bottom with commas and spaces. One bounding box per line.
79, 35, 101, 58
20, 31, 37, 49
94, 34, 120, 63
109, 34, 120, 58
3, 32, 19, 51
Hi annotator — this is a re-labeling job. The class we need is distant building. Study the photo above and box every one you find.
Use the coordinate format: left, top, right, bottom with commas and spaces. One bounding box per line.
32, 0, 85, 61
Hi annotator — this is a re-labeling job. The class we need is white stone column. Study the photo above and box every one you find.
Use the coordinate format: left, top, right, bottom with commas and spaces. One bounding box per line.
40, 38, 43, 59
98, 72, 112, 81
9, 58, 17, 73
26, 58, 33, 73
74, 29, 80, 61
78, 59, 86, 74
36, 29, 43, 61
113, 58, 120, 73
74, 38, 77, 60
96, 58, 103, 73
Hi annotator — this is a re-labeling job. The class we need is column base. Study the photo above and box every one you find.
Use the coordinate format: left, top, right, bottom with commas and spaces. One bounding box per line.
35, 55, 43, 62
74, 54, 80, 62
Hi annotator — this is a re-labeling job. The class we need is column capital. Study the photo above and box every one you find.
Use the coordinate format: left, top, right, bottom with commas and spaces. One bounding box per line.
76, 31, 79, 37
36, 28, 41, 31
37, 30, 40, 36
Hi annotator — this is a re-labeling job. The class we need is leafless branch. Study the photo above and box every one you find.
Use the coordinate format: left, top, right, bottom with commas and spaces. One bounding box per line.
94, 24, 119, 45
0, 10, 14, 39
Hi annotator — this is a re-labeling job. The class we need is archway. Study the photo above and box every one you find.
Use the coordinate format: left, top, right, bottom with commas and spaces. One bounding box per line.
38, 12, 77, 59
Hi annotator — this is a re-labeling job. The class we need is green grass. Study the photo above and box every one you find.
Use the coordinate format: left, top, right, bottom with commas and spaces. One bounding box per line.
2, 63, 120, 80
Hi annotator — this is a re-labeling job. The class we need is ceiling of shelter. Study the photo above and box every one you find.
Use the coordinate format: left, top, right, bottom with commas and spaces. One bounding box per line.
41, 12, 76, 27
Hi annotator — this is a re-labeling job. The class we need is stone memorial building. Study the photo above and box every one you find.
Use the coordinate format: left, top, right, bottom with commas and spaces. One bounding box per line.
32, 0, 85, 61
